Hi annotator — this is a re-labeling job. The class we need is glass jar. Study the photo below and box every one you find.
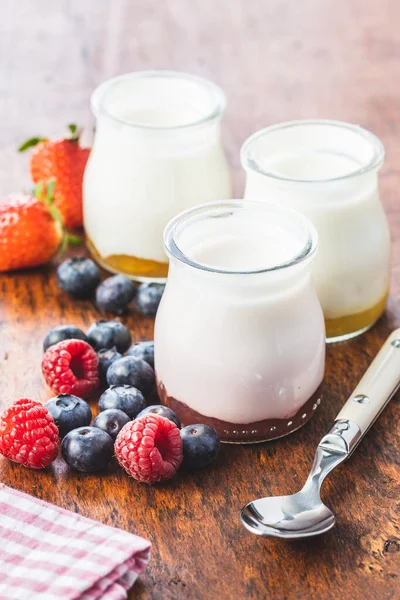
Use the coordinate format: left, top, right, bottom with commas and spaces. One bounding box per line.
154, 200, 325, 443
241, 120, 391, 342
83, 71, 232, 282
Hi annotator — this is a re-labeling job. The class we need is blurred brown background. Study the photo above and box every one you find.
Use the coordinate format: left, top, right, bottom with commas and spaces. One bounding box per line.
2, 0, 400, 197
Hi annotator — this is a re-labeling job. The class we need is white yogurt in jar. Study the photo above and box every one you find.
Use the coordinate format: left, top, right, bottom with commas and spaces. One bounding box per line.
83, 72, 232, 280
241, 120, 390, 341
155, 201, 325, 440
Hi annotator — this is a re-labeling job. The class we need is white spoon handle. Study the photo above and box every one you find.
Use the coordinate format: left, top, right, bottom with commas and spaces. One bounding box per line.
335, 329, 400, 435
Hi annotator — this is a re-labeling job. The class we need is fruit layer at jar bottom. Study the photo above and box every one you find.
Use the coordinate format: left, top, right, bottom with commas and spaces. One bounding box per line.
86, 237, 169, 279
158, 381, 323, 444
325, 292, 388, 340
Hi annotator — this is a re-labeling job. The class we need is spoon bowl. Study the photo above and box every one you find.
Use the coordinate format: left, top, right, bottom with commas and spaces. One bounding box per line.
240, 493, 335, 539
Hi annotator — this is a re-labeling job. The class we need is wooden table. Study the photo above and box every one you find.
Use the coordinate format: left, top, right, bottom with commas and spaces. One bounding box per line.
1, 1, 399, 598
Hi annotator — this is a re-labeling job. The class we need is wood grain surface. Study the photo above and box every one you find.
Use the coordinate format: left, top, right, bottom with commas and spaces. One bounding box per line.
0, 1, 399, 599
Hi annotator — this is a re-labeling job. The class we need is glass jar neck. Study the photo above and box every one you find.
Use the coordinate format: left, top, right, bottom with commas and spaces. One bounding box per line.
241, 120, 384, 186
164, 201, 318, 281
91, 71, 226, 154
91, 71, 226, 131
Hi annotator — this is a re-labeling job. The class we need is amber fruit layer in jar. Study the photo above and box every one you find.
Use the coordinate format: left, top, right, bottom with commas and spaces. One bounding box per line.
157, 381, 323, 444
325, 291, 388, 340
86, 237, 169, 279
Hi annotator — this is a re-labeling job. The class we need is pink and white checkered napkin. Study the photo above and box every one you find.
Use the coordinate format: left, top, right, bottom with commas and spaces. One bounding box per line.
0, 483, 151, 600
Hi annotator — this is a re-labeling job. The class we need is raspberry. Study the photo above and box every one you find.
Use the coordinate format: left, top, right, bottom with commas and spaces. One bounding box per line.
42, 339, 99, 398
0, 399, 59, 469
115, 414, 183, 483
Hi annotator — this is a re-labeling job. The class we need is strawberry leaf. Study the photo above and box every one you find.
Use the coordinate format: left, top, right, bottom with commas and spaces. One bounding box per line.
67, 234, 84, 246
49, 204, 64, 226
67, 123, 81, 142
46, 178, 56, 203
32, 179, 75, 258
58, 234, 69, 257
33, 181, 44, 201
18, 137, 47, 152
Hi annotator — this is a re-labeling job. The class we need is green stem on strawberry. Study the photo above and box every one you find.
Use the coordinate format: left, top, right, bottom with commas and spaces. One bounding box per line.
67, 234, 84, 246
67, 123, 82, 142
32, 180, 83, 256
18, 124, 82, 153
18, 137, 48, 152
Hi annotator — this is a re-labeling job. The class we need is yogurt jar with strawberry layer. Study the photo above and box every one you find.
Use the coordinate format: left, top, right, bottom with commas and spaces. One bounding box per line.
154, 201, 325, 443
83, 71, 232, 282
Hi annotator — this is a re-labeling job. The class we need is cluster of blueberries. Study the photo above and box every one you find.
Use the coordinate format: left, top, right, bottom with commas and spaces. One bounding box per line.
43, 320, 220, 473
56, 256, 164, 316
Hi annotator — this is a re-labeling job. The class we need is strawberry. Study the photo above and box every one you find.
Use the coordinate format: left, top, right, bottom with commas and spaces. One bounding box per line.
0, 181, 66, 272
19, 124, 90, 229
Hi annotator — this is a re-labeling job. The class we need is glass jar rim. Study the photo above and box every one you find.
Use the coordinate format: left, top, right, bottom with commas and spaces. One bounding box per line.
164, 200, 318, 275
241, 119, 385, 184
90, 70, 227, 130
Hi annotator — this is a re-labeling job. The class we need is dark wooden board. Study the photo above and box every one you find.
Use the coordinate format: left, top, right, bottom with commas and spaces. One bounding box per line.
0, 1, 399, 598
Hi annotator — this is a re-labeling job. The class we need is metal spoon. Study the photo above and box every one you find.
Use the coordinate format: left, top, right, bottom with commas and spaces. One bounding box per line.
241, 329, 400, 539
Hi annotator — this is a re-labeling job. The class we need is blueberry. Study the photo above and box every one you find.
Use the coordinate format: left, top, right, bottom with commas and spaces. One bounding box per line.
44, 394, 92, 438
43, 325, 88, 352
96, 275, 136, 315
180, 424, 220, 469
136, 405, 181, 428
97, 347, 122, 384
126, 341, 154, 368
99, 385, 145, 419
61, 427, 114, 473
135, 283, 165, 317
87, 320, 132, 353
57, 257, 101, 298
106, 356, 155, 395
93, 408, 130, 440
